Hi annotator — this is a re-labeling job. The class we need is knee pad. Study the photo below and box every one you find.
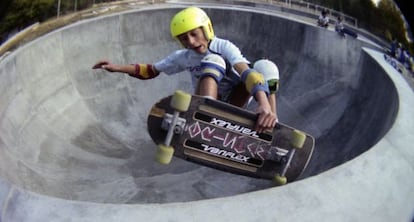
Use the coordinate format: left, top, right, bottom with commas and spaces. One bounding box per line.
200, 54, 226, 83
253, 59, 280, 94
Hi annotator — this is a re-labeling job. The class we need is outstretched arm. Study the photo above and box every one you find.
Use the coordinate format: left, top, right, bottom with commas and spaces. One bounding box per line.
92, 60, 160, 80
93, 60, 135, 74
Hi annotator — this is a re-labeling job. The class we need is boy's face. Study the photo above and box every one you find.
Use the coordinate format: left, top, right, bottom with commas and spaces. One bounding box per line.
177, 27, 209, 54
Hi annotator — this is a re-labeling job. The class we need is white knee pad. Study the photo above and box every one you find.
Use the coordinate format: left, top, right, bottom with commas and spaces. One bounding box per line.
200, 54, 226, 83
253, 59, 279, 81
253, 59, 279, 93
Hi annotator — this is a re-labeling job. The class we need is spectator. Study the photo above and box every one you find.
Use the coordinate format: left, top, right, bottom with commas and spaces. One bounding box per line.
396, 43, 405, 64
317, 9, 329, 28
403, 49, 411, 70
335, 16, 345, 37
409, 57, 414, 74
390, 39, 398, 58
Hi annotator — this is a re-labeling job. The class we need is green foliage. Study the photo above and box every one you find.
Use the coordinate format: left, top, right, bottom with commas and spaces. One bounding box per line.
0, 0, 98, 43
58, 0, 92, 13
0, 0, 14, 21
308, 0, 412, 53
6, 0, 54, 25
377, 0, 406, 42
0, 0, 55, 41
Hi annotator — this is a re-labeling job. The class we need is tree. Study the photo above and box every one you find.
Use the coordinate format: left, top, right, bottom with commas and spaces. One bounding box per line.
307, 0, 411, 52
0, 0, 14, 21
377, 0, 406, 42
1, 0, 55, 29
0, 0, 55, 43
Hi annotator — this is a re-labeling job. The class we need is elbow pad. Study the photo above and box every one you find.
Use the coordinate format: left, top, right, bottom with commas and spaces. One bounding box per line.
241, 69, 269, 96
200, 54, 226, 83
131, 64, 159, 80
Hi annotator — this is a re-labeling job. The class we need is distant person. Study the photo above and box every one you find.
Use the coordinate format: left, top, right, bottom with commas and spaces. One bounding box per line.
334, 15, 358, 39
403, 49, 411, 70
335, 16, 345, 37
396, 44, 406, 64
317, 9, 329, 28
409, 57, 414, 73
92, 7, 279, 132
390, 39, 398, 58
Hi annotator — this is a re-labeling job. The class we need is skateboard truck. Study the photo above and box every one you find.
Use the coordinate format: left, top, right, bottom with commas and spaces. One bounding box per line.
156, 90, 192, 165
279, 149, 296, 178
161, 113, 186, 134
273, 129, 307, 185
271, 146, 289, 163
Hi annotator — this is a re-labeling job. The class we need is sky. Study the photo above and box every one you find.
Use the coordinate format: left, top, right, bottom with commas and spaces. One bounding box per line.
371, 0, 380, 6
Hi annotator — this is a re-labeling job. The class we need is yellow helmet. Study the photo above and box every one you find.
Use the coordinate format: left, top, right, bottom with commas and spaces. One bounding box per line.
170, 7, 215, 42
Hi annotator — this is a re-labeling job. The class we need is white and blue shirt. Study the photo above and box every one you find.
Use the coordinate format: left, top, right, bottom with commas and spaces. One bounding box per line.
154, 37, 250, 98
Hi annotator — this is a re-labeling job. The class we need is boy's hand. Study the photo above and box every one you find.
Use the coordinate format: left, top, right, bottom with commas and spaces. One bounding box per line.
255, 91, 277, 133
256, 103, 277, 133
92, 60, 117, 72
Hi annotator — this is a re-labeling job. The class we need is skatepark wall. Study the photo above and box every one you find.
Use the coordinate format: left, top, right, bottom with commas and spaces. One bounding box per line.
0, 4, 412, 222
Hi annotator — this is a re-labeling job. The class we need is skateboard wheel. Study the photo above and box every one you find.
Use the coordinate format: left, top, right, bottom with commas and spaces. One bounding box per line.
156, 144, 174, 165
273, 174, 287, 185
171, 90, 191, 112
290, 129, 306, 149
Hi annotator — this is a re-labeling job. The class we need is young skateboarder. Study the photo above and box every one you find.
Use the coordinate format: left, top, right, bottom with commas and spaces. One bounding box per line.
93, 7, 279, 132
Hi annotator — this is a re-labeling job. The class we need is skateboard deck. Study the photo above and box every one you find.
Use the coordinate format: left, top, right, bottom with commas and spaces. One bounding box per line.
147, 91, 315, 184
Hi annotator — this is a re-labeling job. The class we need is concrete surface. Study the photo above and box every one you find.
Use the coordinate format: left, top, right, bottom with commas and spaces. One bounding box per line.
0, 3, 413, 222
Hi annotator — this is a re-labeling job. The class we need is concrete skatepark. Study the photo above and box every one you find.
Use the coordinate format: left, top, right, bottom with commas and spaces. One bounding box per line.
0, 3, 413, 221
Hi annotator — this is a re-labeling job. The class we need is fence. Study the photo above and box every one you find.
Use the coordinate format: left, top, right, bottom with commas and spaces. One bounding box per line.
54, 0, 358, 26
1, 0, 363, 57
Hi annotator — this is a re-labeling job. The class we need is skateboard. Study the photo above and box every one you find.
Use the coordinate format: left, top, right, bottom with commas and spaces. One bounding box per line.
147, 90, 315, 185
